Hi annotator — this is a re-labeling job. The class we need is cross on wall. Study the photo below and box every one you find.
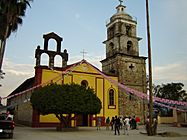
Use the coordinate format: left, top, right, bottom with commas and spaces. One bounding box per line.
129, 63, 135, 70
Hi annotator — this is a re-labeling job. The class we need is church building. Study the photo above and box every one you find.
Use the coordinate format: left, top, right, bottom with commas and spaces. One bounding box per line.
7, 32, 119, 127
7, 1, 147, 127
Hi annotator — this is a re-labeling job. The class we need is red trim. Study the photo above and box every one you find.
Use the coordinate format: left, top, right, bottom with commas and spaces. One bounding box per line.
32, 109, 40, 127
71, 74, 73, 82
72, 70, 102, 76
34, 67, 42, 86
89, 115, 93, 126
103, 79, 105, 116
61, 74, 64, 84
93, 116, 106, 126
32, 67, 43, 127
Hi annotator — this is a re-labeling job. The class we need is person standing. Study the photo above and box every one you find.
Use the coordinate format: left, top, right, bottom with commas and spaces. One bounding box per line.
135, 116, 140, 129
124, 116, 130, 135
105, 117, 110, 130
131, 116, 137, 129
114, 116, 120, 135
97, 117, 102, 130
110, 117, 115, 130
120, 116, 123, 129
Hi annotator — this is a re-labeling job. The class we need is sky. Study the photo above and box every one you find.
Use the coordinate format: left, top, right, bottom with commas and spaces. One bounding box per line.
0, 0, 187, 104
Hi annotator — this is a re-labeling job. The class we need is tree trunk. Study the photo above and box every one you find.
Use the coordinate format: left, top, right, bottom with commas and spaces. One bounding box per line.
58, 120, 63, 131
0, 24, 10, 70
0, 39, 6, 70
0, 0, 12, 71
55, 114, 72, 131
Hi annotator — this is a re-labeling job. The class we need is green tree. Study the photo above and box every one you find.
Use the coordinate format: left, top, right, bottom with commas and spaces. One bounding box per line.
153, 83, 187, 117
0, 0, 33, 71
154, 83, 187, 101
30, 83, 102, 130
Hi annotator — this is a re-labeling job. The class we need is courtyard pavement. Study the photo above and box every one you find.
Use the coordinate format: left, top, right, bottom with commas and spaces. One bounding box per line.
0, 124, 187, 140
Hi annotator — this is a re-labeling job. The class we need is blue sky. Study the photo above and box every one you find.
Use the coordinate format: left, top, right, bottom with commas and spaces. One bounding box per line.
0, 0, 187, 102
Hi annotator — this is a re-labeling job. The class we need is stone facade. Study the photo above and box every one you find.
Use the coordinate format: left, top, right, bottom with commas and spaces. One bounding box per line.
101, 3, 147, 121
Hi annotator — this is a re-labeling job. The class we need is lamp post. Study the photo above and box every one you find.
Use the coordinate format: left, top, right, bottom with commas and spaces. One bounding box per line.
146, 0, 154, 136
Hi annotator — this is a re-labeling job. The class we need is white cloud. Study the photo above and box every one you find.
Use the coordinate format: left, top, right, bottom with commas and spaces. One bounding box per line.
153, 62, 187, 81
3, 58, 34, 75
0, 59, 34, 100
153, 61, 187, 91
5, 69, 32, 76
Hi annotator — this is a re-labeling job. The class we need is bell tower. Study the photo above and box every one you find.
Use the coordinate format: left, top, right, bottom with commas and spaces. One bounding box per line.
35, 32, 68, 69
101, 1, 147, 119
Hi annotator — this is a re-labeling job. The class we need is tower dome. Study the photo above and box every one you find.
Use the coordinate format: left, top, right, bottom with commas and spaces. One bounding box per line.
110, 3, 133, 23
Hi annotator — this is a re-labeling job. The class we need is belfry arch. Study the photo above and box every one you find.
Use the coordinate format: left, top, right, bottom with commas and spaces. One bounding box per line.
35, 32, 68, 68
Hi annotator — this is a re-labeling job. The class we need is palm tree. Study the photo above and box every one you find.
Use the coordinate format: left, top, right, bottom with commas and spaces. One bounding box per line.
0, 0, 33, 72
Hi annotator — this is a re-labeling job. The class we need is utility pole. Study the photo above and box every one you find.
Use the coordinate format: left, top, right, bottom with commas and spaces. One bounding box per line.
146, 0, 154, 136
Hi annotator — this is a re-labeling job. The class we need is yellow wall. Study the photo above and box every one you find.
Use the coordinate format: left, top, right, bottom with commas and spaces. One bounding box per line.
39, 62, 118, 125
157, 109, 178, 124
40, 114, 59, 123
158, 116, 175, 124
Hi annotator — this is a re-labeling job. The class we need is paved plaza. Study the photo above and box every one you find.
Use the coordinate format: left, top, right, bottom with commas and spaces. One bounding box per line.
0, 124, 187, 140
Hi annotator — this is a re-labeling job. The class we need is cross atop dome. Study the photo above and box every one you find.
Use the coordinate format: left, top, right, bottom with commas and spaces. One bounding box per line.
116, 0, 126, 13
119, 0, 124, 5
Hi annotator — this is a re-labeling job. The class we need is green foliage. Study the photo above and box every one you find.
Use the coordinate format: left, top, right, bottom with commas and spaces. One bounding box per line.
153, 82, 187, 117
0, 0, 33, 71
153, 83, 187, 101
0, 0, 33, 39
30, 83, 102, 116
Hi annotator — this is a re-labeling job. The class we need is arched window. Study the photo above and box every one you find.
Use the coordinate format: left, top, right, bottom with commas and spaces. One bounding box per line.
109, 89, 115, 106
126, 25, 131, 36
48, 39, 57, 52
127, 41, 133, 54
54, 55, 62, 67
109, 42, 114, 49
109, 42, 115, 56
40, 53, 49, 66
81, 80, 88, 88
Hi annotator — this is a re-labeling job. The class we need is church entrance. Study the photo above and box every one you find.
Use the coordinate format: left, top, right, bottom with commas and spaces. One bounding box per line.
76, 114, 88, 126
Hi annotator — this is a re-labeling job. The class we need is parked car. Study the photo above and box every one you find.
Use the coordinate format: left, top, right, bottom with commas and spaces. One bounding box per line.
0, 113, 15, 138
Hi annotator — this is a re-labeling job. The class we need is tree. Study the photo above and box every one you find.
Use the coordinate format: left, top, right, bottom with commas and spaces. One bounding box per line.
153, 83, 187, 117
30, 83, 102, 130
154, 83, 187, 102
0, 0, 33, 71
